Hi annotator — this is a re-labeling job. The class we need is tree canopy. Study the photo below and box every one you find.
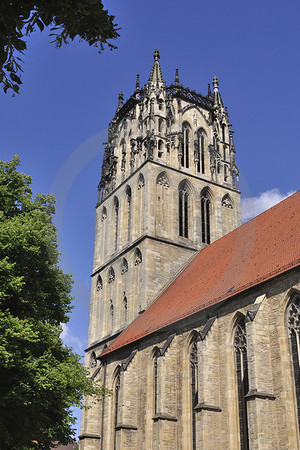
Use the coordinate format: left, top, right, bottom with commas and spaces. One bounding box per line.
0, 0, 119, 94
0, 156, 103, 448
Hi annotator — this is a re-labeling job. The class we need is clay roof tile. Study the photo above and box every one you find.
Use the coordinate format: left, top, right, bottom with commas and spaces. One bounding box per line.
101, 191, 300, 357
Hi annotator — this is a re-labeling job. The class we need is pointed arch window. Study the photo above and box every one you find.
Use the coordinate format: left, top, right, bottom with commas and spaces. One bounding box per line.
90, 351, 97, 368
137, 173, 145, 190
190, 341, 198, 450
182, 123, 190, 168
108, 267, 115, 283
134, 248, 142, 265
101, 206, 107, 221
113, 197, 119, 251
154, 355, 159, 414
179, 185, 189, 238
197, 130, 205, 174
201, 190, 211, 244
121, 258, 128, 275
287, 294, 300, 429
113, 369, 121, 450
234, 320, 249, 450
125, 186, 132, 242
96, 274, 103, 291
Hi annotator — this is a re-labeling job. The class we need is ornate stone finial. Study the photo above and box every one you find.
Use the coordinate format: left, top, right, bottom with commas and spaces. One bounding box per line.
175, 68, 179, 85
153, 49, 160, 61
117, 92, 124, 111
213, 76, 219, 93
135, 74, 140, 91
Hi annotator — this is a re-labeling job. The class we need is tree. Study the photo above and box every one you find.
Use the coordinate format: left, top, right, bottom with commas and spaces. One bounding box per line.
0, 156, 103, 448
0, 0, 120, 94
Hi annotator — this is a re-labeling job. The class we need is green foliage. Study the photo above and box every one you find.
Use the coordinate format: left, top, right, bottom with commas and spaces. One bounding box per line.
0, 0, 120, 93
0, 156, 105, 448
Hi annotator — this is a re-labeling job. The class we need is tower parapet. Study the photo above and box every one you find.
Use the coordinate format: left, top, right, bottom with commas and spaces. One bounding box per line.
99, 50, 239, 202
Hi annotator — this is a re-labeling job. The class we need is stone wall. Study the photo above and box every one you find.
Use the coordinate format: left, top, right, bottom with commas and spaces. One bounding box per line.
80, 270, 300, 449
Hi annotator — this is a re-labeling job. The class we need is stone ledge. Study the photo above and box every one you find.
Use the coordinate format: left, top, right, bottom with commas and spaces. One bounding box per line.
79, 433, 101, 440
152, 413, 178, 422
194, 403, 222, 412
115, 423, 138, 430
245, 389, 276, 400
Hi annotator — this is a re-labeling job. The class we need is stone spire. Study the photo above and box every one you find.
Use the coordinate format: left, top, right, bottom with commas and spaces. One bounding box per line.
175, 68, 180, 85
148, 49, 165, 88
135, 74, 140, 92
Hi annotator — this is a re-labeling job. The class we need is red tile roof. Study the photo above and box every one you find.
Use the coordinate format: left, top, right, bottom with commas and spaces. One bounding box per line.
101, 191, 300, 357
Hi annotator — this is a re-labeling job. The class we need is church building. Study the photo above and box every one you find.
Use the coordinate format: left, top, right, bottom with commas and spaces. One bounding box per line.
79, 50, 300, 449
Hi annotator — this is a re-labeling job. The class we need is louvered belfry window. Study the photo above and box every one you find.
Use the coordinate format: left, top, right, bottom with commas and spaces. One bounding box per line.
182, 125, 190, 168
190, 341, 198, 450
197, 131, 205, 174
287, 295, 300, 429
234, 321, 249, 450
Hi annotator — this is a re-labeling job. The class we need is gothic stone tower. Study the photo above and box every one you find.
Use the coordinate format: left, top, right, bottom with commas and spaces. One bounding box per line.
85, 49, 241, 366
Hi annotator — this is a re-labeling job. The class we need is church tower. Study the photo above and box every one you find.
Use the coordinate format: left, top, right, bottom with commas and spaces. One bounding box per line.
87, 49, 241, 354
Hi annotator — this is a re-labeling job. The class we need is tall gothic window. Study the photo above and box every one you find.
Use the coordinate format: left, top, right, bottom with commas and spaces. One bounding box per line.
179, 185, 189, 238
113, 369, 121, 450
182, 123, 190, 168
287, 295, 300, 429
154, 355, 159, 414
113, 197, 119, 251
190, 341, 198, 450
125, 186, 132, 242
234, 320, 249, 450
197, 130, 205, 174
201, 190, 211, 244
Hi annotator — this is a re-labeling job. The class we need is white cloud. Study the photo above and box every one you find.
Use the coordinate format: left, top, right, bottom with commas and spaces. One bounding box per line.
241, 188, 296, 222
60, 323, 83, 351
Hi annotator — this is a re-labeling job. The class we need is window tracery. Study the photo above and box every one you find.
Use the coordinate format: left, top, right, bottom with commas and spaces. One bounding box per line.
126, 186, 132, 242
190, 341, 198, 450
222, 194, 233, 209
121, 258, 128, 275
101, 206, 107, 221
157, 172, 169, 188
234, 320, 249, 450
108, 267, 115, 283
113, 197, 119, 251
96, 274, 103, 291
197, 130, 205, 174
179, 186, 189, 238
201, 190, 211, 244
135, 248, 142, 265
287, 295, 300, 429
90, 351, 97, 368
182, 123, 190, 168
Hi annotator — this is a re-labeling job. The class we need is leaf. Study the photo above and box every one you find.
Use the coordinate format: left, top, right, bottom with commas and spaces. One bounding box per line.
36, 19, 44, 32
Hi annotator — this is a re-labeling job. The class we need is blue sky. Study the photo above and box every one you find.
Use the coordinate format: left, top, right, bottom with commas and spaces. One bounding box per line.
1, 0, 299, 437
